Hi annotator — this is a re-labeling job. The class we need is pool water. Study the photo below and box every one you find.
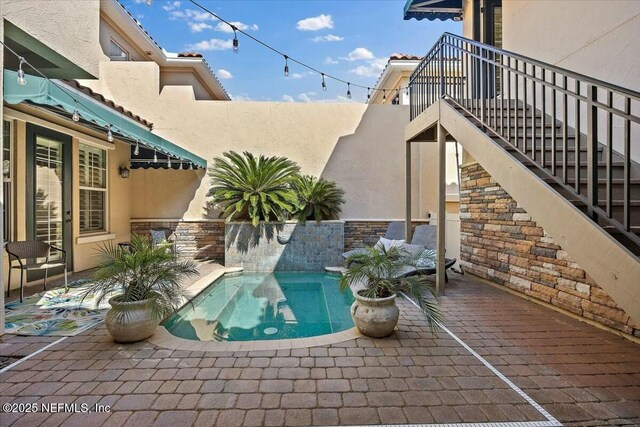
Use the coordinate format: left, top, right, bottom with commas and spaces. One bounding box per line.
163, 272, 355, 341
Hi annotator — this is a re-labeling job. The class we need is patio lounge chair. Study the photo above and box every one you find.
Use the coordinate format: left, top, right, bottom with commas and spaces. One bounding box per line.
342, 221, 406, 261
406, 224, 457, 282
5, 240, 68, 303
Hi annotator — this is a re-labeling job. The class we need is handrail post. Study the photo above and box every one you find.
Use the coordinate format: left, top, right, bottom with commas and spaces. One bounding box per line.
439, 38, 445, 98
586, 83, 598, 221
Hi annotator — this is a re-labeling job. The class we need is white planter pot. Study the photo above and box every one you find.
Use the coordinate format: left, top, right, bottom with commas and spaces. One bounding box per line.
105, 296, 160, 343
351, 291, 399, 338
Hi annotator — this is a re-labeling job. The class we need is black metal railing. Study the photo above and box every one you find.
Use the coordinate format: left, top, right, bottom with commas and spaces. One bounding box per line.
409, 32, 640, 248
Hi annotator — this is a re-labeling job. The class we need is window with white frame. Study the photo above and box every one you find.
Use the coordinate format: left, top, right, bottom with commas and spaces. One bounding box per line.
2, 120, 12, 242
79, 143, 107, 233
109, 39, 129, 61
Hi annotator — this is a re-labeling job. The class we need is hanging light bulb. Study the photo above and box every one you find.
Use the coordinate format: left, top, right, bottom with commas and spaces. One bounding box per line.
17, 57, 27, 86
283, 55, 289, 77
145, 0, 152, 5
190, 163, 194, 170
367, 87, 371, 101
383, 90, 387, 102
134, 140, 140, 156
72, 108, 80, 122
405, 86, 409, 97
232, 27, 239, 53
167, 156, 172, 168
321, 74, 327, 91
346, 83, 352, 99
107, 126, 114, 142
153, 149, 158, 163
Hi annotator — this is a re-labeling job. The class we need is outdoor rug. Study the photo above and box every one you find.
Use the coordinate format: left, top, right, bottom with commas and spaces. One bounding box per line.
4, 280, 112, 336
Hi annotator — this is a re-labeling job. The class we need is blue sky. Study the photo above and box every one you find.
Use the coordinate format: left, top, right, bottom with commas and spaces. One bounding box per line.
124, 0, 461, 102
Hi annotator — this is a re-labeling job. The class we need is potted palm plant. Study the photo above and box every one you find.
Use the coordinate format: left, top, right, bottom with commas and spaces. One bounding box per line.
340, 246, 441, 337
84, 234, 198, 343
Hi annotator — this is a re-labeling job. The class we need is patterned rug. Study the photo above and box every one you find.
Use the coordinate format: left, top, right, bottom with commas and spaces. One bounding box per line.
4, 280, 113, 336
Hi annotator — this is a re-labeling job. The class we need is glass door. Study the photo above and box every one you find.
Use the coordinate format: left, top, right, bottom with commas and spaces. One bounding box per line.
26, 124, 73, 276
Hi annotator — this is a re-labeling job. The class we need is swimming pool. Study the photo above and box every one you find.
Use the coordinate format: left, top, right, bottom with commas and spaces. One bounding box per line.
163, 272, 355, 342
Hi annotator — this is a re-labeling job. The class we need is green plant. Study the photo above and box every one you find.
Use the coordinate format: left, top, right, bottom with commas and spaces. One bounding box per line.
208, 151, 301, 227
292, 175, 345, 223
84, 234, 198, 320
340, 246, 441, 333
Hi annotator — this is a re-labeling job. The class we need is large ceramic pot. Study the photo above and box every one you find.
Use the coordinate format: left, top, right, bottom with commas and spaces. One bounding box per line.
351, 290, 399, 338
105, 296, 160, 343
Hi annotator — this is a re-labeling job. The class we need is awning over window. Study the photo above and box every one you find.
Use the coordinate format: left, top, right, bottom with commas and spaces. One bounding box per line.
3, 69, 207, 169
404, 0, 463, 21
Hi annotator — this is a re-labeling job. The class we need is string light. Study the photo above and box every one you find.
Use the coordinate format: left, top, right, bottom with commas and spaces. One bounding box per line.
153, 149, 158, 163
107, 126, 114, 142
383, 90, 387, 102
17, 57, 27, 86
190, 163, 194, 170
167, 156, 172, 168
72, 107, 80, 122
321, 73, 327, 91
283, 55, 289, 77
346, 83, 351, 99
367, 87, 371, 101
134, 140, 140, 156
232, 26, 239, 53
145, 0, 152, 6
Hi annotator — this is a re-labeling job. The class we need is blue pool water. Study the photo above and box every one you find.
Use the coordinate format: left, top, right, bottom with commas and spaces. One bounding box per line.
163, 272, 355, 341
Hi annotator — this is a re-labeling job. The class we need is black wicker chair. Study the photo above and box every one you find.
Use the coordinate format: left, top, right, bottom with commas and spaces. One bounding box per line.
5, 240, 68, 303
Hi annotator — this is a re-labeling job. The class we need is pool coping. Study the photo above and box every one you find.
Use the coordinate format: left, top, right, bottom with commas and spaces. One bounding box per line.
147, 267, 362, 352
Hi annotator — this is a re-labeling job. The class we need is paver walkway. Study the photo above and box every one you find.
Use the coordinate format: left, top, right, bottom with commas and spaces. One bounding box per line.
1, 273, 639, 427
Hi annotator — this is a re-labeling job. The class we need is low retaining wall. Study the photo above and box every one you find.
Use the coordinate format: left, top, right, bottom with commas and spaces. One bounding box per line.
460, 162, 638, 337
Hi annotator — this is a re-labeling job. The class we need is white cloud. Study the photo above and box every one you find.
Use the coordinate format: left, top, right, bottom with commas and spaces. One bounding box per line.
232, 94, 253, 101
298, 92, 317, 102
312, 34, 344, 42
296, 14, 334, 31
282, 95, 295, 102
217, 69, 233, 79
162, 1, 181, 11
185, 38, 233, 51
343, 47, 375, 61
189, 22, 213, 32
324, 57, 339, 65
168, 8, 211, 22
215, 21, 259, 33
349, 58, 387, 77
286, 72, 305, 80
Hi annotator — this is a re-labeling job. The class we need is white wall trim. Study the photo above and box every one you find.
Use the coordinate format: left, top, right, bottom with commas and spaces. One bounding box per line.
76, 233, 116, 244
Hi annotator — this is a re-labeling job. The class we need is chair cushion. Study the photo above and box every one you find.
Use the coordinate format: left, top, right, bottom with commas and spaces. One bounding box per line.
22, 262, 65, 270
399, 243, 426, 257
374, 237, 405, 251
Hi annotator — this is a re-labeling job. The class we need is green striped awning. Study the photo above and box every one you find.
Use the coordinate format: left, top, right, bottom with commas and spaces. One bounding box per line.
3, 69, 206, 169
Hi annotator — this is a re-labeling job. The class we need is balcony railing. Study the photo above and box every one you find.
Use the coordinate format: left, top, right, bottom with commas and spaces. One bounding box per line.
409, 32, 640, 248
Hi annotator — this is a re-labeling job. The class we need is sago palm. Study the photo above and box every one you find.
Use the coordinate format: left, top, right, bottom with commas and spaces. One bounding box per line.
208, 151, 301, 227
292, 175, 345, 223
83, 234, 198, 321
340, 246, 441, 333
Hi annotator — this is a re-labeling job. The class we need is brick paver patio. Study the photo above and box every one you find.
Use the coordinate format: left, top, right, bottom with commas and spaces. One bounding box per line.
1, 273, 639, 427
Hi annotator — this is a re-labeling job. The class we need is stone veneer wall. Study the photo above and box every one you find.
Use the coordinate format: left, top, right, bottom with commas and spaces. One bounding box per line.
344, 220, 430, 251
131, 220, 225, 262
131, 220, 425, 265
459, 162, 638, 337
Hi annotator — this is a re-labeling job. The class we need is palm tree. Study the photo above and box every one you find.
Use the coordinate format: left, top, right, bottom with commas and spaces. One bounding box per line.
208, 151, 301, 227
340, 246, 441, 333
83, 234, 198, 321
292, 175, 345, 223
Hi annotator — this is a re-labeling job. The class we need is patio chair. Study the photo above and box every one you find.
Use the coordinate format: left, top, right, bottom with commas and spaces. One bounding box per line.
5, 240, 68, 303
342, 221, 406, 262
408, 224, 456, 282
150, 229, 177, 258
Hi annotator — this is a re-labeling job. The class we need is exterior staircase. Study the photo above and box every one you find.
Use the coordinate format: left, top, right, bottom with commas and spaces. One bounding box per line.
406, 33, 640, 322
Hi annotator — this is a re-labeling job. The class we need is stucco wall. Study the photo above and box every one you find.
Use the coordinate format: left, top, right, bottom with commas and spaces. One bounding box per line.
1, 0, 102, 78
80, 61, 434, 222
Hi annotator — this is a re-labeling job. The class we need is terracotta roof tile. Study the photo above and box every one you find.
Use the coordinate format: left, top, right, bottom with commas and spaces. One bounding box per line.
389, 53, 422, 61
61, 79, 153, 129
178, 52, 204, 58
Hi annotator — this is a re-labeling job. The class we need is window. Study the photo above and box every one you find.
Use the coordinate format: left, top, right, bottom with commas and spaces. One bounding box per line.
2, 120, 12, 242
109, 39, 129, 61
79, 144, 107, 233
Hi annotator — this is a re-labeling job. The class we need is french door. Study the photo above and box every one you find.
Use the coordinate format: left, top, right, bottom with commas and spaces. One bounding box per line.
26, 124, 73, 277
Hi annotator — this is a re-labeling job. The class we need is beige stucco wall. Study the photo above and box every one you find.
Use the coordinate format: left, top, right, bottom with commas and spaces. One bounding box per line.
1, 0, 102, 78
502, 0, 640, 92
79, 61, 434, 222
160, 70, 216, 101
99, 15, 149, 62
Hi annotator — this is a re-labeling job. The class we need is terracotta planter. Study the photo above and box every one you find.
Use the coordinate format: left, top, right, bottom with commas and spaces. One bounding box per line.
106, 296, 160, 343
350, 290, 399, 338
